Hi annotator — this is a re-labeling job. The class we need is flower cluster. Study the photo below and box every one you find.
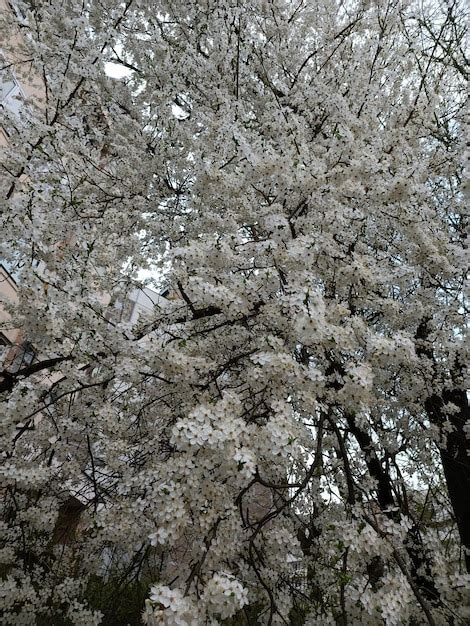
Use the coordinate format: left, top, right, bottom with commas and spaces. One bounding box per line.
143, 586, 200, 626
202, 572, 248, 619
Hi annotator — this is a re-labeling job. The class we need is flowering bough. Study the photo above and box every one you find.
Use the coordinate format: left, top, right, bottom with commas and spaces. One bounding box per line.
0, 0, 468, 624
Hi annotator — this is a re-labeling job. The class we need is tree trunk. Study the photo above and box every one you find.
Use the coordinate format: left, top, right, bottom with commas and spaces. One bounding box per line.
416, 321, 470, 571
426, 389, 470, 572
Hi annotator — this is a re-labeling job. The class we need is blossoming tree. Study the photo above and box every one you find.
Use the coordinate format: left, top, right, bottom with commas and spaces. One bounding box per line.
1, 0, 468, 624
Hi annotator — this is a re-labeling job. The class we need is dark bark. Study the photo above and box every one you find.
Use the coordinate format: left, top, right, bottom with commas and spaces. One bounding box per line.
345, 412, 395, 511
346, 412, 441, 604
416, 321, 470, 572
426, 388, 470, 572
0, 355, 72, 393
327, 359, 442, 603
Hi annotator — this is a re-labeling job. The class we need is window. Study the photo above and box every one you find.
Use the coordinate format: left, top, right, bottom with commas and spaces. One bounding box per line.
0, 333, 11, 367
2, 257, 46, 285
8, 1, 29, 25
1, 260, 21, 283
0, 71, 17, 102
0, 55, 25, 117
7, 342, 36, 373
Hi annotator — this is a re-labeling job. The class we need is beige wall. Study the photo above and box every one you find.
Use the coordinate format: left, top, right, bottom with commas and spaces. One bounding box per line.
0, 0, 45, 101
0, 0, 45, 357
0, 0, 45, 147
0, 266, 21, 344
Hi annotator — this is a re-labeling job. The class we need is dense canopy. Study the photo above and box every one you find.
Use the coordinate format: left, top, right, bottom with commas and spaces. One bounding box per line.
0, 0, 468, 624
